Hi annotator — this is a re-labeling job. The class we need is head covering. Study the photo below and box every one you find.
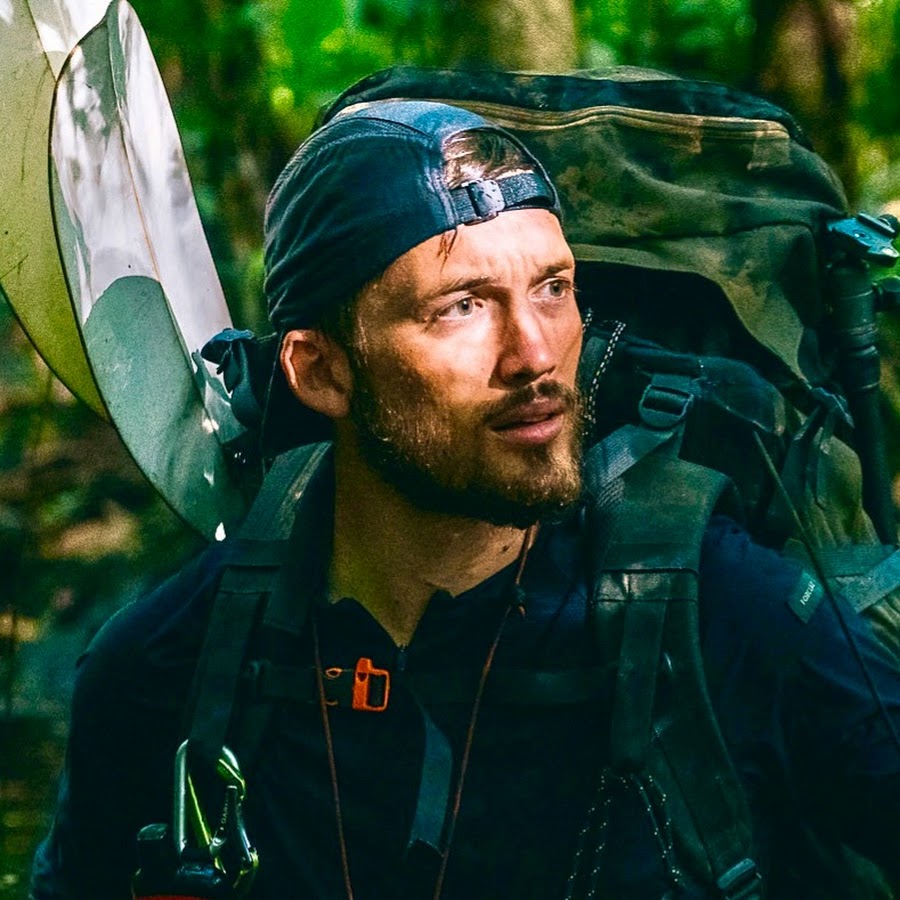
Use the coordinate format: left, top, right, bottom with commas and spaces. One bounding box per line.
203, 99, 562, 459
263, 99, 559, 331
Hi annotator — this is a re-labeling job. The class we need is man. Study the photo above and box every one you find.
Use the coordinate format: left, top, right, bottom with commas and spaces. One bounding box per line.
31, 100, 900, 899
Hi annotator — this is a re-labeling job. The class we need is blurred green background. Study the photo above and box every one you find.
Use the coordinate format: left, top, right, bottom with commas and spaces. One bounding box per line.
3, 0, 900, 893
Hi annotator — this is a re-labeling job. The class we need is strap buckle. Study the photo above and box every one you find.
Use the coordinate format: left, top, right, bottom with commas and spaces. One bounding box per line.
639, 375, 694, 430
466, 179, 505, 221
351, 657, 391, 712
716, 858, 762, 900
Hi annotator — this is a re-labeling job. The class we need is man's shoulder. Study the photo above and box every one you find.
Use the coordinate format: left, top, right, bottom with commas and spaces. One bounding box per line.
694, 515, 890, 689
77, 538, 235, 695
699, 515, 805, 595
697, 514, 817, 639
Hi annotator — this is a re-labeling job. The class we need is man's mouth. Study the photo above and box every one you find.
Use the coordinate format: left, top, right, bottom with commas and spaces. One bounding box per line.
489, 397, 568, 445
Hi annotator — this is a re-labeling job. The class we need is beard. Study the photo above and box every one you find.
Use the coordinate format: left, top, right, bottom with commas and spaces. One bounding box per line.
346, 357, 584, 528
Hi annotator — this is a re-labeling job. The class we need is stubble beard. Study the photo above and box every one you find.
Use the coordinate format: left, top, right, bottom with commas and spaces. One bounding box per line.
347, 359, 584, 528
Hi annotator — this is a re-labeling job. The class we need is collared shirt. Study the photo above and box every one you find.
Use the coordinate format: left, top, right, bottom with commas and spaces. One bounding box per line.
30, 488, 900, 898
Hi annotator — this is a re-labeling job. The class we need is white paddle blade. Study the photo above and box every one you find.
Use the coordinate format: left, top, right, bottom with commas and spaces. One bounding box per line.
0, 0, 110, 414
50, 0, 249, 538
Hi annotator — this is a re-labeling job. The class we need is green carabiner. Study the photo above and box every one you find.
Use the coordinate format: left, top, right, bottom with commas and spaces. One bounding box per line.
172, 740, 259, 895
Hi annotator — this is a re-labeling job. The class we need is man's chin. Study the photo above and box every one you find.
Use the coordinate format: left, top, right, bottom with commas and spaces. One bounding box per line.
406, 480, 580, 528
348, 386, 584, 526
477, 492, 581, 528
422, 453, 583, 527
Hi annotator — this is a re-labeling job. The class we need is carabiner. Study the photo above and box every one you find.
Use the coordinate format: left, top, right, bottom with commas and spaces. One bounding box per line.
172, 740, 259, 894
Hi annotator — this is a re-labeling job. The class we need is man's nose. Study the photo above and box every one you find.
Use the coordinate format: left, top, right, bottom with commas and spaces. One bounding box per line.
494, 302, 555, 386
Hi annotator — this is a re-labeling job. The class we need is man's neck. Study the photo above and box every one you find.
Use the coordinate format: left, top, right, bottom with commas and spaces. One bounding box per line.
329, 444, 531, 646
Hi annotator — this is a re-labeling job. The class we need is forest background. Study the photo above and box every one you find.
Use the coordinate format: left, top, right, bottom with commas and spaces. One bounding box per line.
2, 0, 900, 893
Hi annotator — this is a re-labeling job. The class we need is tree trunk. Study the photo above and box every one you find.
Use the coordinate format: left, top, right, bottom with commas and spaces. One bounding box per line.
441, 0, 577, 73
750, 0, 859, 203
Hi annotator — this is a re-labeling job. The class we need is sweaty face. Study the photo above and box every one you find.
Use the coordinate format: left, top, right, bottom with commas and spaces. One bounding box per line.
344, 208, 584, 527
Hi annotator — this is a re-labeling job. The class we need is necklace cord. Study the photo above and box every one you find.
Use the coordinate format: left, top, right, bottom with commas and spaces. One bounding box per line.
313, 614, 355, 900
431, 523, 536, 899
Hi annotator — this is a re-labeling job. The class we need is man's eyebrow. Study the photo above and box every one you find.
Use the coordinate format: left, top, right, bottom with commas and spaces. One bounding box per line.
419, 275, 493, 303
536, 261, 577, 279
420, 261, 575, 304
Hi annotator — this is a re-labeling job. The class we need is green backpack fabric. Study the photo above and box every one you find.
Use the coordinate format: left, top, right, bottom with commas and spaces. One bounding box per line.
324, 65, 845, 382
323, 65, 900, 656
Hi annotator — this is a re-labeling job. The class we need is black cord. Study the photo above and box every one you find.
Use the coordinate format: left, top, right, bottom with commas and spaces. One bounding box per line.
752, 431, 900, 757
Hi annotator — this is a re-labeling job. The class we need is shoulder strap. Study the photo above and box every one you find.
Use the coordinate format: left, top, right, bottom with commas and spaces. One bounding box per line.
186, 442, 331, 770
586, 454, 762, 899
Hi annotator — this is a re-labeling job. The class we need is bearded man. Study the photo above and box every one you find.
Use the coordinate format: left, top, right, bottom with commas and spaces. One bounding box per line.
31, 100, 900, 899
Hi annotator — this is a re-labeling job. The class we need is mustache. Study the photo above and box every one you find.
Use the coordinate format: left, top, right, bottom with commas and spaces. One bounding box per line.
482, 380, 580, 425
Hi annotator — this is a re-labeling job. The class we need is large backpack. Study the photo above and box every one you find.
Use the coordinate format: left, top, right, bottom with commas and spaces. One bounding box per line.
318, 65, 900, 655
176, 68, 900, 898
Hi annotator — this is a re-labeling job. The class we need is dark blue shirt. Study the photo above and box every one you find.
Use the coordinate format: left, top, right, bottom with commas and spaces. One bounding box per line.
30, 505, 900, 899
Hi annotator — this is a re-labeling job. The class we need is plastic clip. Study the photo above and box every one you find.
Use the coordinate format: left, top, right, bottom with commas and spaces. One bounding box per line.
466, 179, 505, 221
639, 375, 694, 430
827, 213, 900, 267
352, 657, 391, 712
716, 858, 762, 900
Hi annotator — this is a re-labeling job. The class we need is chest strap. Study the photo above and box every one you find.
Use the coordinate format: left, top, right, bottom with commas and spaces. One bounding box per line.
242, 660, 616, 709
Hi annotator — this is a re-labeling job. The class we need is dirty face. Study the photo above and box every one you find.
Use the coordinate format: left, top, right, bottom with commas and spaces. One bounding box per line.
344, 208, 584, 526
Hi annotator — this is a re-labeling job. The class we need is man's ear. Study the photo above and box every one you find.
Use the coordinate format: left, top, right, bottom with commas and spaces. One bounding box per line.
279, 329, 353, 419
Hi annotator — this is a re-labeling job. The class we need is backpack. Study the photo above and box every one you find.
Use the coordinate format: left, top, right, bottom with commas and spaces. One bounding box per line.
320, 65, 900, 657
174, 67, 900, 898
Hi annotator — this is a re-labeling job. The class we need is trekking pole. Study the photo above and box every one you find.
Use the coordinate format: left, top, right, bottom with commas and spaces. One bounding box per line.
826, 213, 900, 546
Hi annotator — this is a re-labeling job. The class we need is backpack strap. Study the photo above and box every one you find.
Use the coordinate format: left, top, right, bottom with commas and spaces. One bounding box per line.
186, 442, 331, 773
586, 454, 762, 899
579, 327, 695, 487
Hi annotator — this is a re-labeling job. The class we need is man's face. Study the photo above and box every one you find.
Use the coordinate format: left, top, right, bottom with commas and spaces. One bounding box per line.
342, 208, 584, 527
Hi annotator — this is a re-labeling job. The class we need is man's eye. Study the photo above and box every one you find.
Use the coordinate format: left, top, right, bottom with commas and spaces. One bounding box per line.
438, 297, 479, 319
542, 278, 572, 299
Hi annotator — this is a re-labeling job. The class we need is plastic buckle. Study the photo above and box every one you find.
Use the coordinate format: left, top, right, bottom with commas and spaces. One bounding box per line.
716, 858, 762, 900
827, 213, 900, 267
639, 375, 694, 430
351, 657, 391, 711
466, 179, 505, 221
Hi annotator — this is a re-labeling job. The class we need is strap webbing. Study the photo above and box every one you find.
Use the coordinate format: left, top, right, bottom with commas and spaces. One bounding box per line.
244, 662, 616, 707
406, 697, 453, 855
608, 586, 668, 770
584, 423, 679, 494
187, 540, 285, 764
240, 443, 332, 541
587, 454, 759, 895
785, 543, 900, 613
448, 170, 555, 222
186, 443, 331, 768
839, 548, 900, 612
655, 598, 761, 897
